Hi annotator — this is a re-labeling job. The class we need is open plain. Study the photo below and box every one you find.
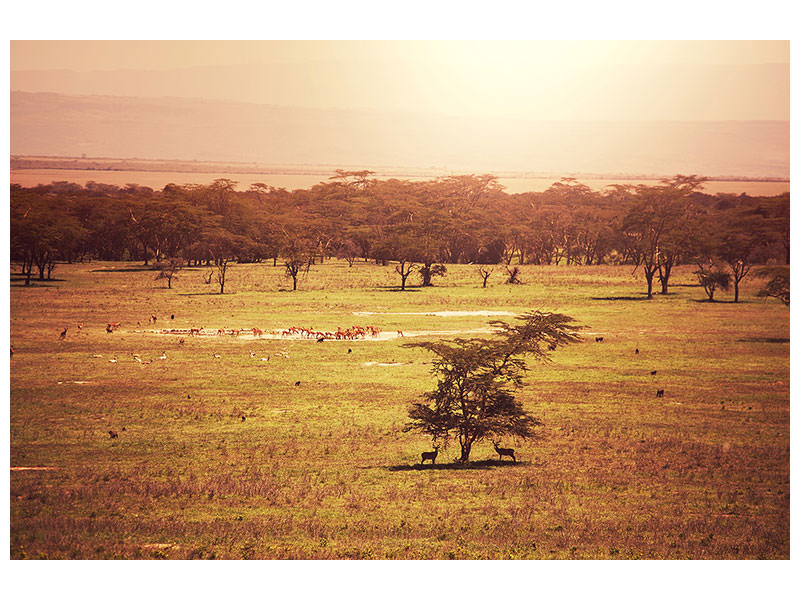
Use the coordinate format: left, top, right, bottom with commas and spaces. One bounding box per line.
9, 260, 789, 559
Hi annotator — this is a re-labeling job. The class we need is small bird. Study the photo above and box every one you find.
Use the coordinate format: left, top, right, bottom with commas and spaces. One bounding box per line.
171, 314, 175, 320
635, 348, 639, 355
241, 416, 246, 422
60, 328, 67, 340
187, 394, 191, 399
650, 370, 657, 375
348, 348, 352, 354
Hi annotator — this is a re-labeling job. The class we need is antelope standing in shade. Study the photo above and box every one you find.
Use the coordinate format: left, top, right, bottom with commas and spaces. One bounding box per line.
493, 441, 516, 463
420, 445, 440, 464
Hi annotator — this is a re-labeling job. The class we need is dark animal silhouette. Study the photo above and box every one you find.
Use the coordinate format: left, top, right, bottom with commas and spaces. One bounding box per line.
295, 381, 301, 386
241, 416, 246, 422
635, 348, 639, 355
60, 328, 67, 340
121, 427, 126, 431
348, 348, 352, 353
421, 445, 439, 464
493, 442, 516, 463
108, 430, 118, 439
317, 337, 325, 343
171, 314, 175, 320
650, 370, 657, 375
595, 336, 604, 342
656, 389, 664, 398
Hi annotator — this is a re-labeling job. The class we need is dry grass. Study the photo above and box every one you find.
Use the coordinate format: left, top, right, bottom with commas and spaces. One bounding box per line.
10, 260, 789, 559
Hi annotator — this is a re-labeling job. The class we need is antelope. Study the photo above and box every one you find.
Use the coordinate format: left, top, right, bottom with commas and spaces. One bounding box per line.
493, 441, 516, 463
420, 445, 440, 464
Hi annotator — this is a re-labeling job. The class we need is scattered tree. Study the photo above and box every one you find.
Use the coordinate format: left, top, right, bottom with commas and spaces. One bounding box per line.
755, 267, 789, 305
404, 311, 582, 463
695, 264, 731, 301
477, 265, 494, 288
154, 257, 183, 289
506, 266, 522, 284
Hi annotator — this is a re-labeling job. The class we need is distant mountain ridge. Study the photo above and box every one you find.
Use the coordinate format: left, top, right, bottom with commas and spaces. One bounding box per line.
10, 91, 790, 179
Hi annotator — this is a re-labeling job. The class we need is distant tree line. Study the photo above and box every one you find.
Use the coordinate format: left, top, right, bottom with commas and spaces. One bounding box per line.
10, 172, 789, 299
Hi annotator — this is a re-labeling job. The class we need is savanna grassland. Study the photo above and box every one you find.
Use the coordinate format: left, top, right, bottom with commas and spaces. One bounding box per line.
9, 260, 789, 559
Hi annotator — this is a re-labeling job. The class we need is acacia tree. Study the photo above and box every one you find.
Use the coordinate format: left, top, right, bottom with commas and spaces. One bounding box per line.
755, 267, 789, 305
695, 264, 731, 301
404, 311, 582, 463
621, 176, 706, 298
154, 257, 183, 289
716, 213, 766, 303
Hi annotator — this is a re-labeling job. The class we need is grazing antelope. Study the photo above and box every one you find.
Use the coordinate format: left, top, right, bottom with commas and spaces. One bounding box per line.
421, 445, 440, 464
656, 389, 664, 398
493, 442, 516, 463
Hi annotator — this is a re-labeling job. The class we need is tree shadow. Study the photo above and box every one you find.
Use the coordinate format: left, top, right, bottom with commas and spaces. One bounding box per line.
591, 295, 650, 301
177, 292, 229, 296
90, 266, 157, 273
10, 280, 60, 288
375, 285, 422, 293
692, 298, 736, 304
387, 459, 525, 471
736, 337, 789, 344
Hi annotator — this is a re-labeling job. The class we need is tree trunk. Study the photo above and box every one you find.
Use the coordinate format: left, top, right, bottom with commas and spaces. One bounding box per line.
645, 270, 655, 299
421, 264, 433, 286
459, 440, 473, 463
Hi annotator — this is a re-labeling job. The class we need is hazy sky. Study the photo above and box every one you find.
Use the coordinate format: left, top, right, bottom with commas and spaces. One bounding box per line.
10, 40, 790, 121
